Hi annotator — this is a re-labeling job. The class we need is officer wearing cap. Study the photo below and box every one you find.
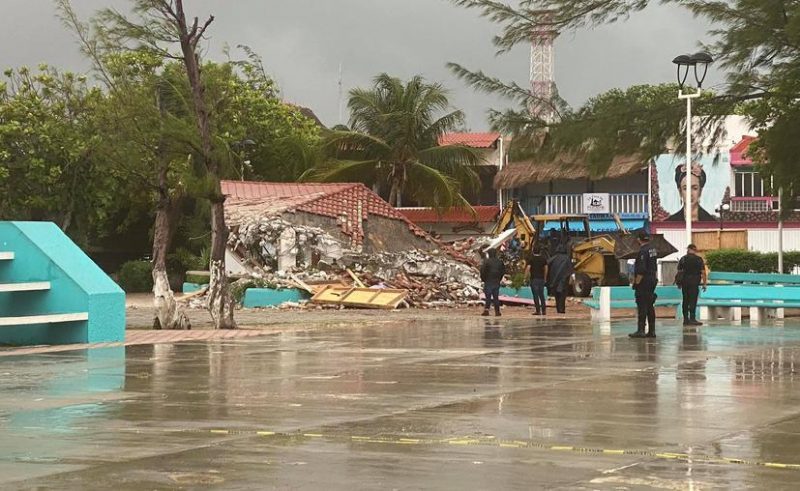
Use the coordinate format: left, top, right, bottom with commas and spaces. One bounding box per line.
630, 231, 658, 338
677, 243, 707, 326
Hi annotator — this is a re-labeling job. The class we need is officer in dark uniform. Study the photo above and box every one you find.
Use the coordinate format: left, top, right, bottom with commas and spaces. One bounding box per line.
630, 231, 658, 338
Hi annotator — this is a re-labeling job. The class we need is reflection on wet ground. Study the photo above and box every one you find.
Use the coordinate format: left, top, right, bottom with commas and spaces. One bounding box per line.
2, 318, 800, 489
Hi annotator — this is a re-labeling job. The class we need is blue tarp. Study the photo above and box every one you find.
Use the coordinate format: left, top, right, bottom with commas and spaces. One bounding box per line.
589, 219, 646, 232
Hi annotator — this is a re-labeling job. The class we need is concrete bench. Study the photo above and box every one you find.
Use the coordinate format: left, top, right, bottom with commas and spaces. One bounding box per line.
584, 286, 682, 322
708, 271, 800, 286
0, 312, 89, 327
698, 285, 799, 322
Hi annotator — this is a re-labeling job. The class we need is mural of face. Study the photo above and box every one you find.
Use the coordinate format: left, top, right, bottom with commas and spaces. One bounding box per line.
663, 160, 716, 222
678, 176, 703, 221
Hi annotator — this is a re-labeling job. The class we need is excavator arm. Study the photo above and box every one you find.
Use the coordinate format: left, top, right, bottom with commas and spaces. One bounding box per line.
491, 200, 537, 253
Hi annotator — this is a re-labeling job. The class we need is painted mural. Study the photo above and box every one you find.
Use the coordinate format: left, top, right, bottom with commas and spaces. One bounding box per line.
650, 154, 730, 223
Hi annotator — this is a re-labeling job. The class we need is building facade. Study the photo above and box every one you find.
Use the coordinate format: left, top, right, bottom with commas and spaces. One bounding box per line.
398, 132, 506, 241
494, 153, 650, 233
650, 116, 800, 258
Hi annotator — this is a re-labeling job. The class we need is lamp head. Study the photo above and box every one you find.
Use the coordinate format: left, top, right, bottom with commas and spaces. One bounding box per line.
672, 54, 693, 89
690, 52, 713, 87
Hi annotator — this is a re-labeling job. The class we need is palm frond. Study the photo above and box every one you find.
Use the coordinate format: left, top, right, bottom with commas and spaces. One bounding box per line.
300, 159, 380, 184
405, 161, 471, 210
417, 144, 482, 194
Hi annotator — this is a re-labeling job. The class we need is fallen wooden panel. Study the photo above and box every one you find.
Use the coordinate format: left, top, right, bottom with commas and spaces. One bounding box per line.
311, 285, 407, 309
480, 293, 536, 306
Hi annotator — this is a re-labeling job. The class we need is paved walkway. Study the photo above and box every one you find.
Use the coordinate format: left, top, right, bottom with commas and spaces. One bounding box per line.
0, 329, 271, 357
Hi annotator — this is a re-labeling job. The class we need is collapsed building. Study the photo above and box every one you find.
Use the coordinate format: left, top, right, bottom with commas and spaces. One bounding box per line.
220, 180, 485, 305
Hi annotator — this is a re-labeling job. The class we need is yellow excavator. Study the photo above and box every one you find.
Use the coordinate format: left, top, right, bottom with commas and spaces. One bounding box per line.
490, 200, 675, 296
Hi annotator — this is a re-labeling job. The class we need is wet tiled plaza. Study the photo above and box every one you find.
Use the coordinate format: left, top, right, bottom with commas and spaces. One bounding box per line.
1, 318, 799, 489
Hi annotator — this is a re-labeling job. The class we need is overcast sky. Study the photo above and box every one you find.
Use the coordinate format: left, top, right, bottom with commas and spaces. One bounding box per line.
1, 0, 718, 129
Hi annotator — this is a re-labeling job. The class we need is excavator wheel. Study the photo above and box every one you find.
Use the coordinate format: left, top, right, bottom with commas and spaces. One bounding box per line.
571, 272, 593, 298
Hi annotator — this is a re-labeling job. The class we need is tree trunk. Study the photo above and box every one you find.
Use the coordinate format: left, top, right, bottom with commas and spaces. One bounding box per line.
389, 180, 402, 208
173, 0, 235, 329
151, 166, 190, 330
207, 192, 235, 328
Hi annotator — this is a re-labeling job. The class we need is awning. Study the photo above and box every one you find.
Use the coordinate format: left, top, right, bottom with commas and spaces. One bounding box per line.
539, 218, 646, 233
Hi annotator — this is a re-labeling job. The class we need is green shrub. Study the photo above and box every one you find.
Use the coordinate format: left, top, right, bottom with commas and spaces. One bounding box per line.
705, 249, 800, 273
167, 246, 210, 273
185, 273, 211, 285
509, 271, 526, 290
117, 260, 154, 293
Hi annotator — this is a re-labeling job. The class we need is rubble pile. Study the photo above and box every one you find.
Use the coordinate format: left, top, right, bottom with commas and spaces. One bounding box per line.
337, 250, 483, 305
220, 215, 486, 308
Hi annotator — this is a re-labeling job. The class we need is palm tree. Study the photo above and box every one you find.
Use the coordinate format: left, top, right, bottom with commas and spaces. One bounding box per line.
303, 74, 482, 208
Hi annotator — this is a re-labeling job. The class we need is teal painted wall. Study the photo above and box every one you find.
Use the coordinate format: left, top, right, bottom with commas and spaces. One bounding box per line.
182, 282, 208, 293
243, 288, 308, 308
0, 222, 125, 345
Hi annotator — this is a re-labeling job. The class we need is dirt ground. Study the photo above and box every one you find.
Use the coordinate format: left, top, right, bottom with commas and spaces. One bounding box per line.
125, 293, 661, 329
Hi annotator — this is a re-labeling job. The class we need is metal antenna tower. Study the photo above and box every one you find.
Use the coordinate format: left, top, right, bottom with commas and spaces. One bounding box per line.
529, 10, 558, 122
337, 62, 344, 125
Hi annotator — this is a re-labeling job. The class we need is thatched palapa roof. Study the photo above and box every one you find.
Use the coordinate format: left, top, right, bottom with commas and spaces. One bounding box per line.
494, 154, 647, 189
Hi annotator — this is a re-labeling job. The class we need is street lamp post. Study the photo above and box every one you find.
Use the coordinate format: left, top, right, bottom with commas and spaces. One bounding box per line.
232, 139, 256, 181
714, 202, 730, 232
672, 52, 713, 246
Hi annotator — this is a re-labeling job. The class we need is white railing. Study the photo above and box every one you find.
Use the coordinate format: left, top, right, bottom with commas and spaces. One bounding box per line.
730, 197, 774, 213
545, 194, 583, 214
610, 193, 649, 215
545, 193, 648, 215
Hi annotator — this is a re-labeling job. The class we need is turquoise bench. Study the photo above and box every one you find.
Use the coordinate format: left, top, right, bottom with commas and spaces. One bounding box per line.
698, 285, 800, 321
584, 286, 682, 321
708, 271, 800, 286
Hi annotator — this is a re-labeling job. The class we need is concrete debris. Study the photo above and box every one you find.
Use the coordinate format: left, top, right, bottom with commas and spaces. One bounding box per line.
217, 215, 487, 309
229, 217, 344, 272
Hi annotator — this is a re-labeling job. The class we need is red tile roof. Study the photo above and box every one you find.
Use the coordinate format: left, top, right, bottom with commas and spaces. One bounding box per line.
730, 135, 757, 167
399, 206, 500, 224
438, 132, 501, 148
221, 180, 431, 245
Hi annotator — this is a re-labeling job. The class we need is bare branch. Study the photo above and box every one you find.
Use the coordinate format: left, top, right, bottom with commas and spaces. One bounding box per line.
194, 16, 215, 45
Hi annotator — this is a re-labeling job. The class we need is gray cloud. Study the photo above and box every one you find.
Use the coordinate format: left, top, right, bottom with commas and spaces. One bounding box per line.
1, 1, 716, 129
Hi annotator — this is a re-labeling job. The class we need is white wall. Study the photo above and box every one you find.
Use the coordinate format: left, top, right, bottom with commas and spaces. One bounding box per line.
748, 229, 800, 253
657, 228, 800, 262
225, 249, 249, 276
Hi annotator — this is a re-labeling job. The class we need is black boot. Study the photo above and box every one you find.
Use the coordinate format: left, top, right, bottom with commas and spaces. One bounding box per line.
481, 309, 489, 316
494, 308, 501, 317
630, 316, 646, 338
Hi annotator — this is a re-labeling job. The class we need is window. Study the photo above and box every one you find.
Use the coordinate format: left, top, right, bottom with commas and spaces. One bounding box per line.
734, 171, 769, 197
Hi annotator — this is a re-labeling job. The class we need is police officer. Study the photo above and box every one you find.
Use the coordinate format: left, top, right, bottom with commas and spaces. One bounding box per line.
630, 231, 658, 338
677, 243, 707, 326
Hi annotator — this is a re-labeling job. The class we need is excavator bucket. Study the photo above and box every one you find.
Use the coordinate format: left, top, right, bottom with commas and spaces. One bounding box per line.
614, 234, 678, 260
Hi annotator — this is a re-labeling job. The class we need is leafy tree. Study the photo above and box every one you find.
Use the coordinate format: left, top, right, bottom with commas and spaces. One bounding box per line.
220, 48, 321, 182
304, 73, 482, 208
59, 0, 197, 329
0, 65, 111, 243
450, 0, 800, 199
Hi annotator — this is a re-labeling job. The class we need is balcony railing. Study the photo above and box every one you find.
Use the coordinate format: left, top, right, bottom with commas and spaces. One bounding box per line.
539, 193, 649, 216
730, 197, 776, 213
